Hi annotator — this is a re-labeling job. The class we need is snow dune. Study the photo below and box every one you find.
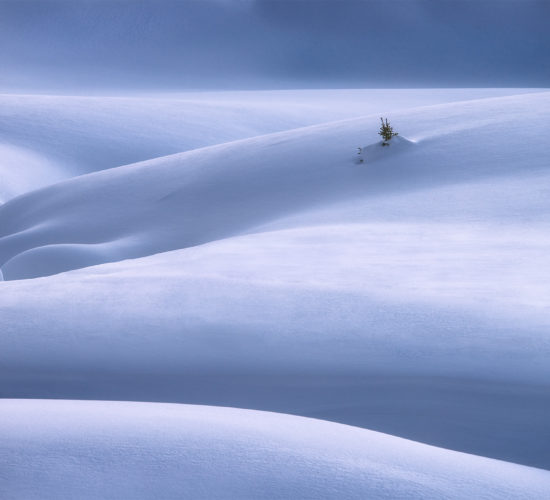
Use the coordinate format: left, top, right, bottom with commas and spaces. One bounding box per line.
2, 220, 549, 467
1, 91, 549, 279
0, 89, 539, 202
1, 90, 549, 472
0, 143, 65, 204
1, 399, 549, 500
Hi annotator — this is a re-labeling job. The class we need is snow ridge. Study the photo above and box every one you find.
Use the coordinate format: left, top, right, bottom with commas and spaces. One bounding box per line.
1, 89, 550, 497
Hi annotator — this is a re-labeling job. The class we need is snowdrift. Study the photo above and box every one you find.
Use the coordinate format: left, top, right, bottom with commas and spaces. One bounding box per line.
2, 400, 549, 500
1, 90, 550, 469
1, 89, 522, 203
0, 143, 65, 204
1, 91, 549, 279
2, 221, 549, 467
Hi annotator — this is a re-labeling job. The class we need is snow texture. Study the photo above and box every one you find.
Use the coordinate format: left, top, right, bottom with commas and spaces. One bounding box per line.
0, 89, 531, 203
1, 89, 550, 496
1, 399, 549, 500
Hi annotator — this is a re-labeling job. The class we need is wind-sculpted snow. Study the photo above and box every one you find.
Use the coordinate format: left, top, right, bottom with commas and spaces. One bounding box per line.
0, 89, 539, 202
1, 400, 549, 500
0, 143, 65, 204
1, 90, 550, 482
1, 91, 549, 280
2, 219, 550, 467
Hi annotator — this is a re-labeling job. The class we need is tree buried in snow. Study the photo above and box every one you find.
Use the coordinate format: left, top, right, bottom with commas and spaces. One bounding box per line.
379, 117, 398, 146
357, 118, 399, 163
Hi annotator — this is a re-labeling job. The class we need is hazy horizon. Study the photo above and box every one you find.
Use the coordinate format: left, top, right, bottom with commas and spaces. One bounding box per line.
0, 0, 548, 93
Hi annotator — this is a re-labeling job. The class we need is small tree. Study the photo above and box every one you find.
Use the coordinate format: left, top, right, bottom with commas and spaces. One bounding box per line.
378, 117, 398, 146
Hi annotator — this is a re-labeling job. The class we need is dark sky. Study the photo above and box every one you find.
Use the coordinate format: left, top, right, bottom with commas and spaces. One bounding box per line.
0, 0, 548, 91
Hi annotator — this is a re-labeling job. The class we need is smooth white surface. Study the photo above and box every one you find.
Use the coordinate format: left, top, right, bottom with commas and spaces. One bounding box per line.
2, 91, 549, 279
1, 399, 549, 500
0, 89, 539, 202
1, 90, 549, 489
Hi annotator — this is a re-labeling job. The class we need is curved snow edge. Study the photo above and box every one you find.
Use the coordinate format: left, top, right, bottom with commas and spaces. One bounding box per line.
1, 399, 549, 500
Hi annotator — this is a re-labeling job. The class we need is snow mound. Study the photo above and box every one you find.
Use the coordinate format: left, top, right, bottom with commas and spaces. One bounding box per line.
1, 90, 550, 470
1, 91, 549, 280
1, 399, 549, 500
357, 135, 416, 163
1, 89, 520, 202
2, 222, 549, 466
0, 143, 65, 203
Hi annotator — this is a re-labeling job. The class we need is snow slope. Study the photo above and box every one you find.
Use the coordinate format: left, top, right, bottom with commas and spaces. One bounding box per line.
1, 91, 549, 279
2, 221, 549, 467
0, 89, 539, 202
0, 143, 65, 203
1, 90, 549, 469
1, 400, 549, 500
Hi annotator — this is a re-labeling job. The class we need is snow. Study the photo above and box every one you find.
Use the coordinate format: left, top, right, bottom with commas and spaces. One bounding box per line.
0, 143, 65, 204
2, 91, 549, 280
1, 88, 550, 494
0, 89, 540, 202
1, 399, 549, 500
